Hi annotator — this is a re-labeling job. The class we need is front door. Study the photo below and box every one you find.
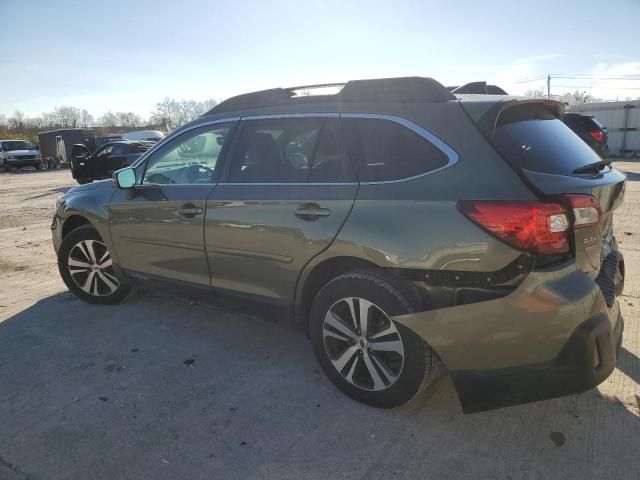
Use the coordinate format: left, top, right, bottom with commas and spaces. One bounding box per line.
205, 116, 358, 302
86, 144, 113, 180
109, 122, 236, 285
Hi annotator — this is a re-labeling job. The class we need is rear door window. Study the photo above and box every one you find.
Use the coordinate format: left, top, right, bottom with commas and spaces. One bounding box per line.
226, 117, 355, 183
493, 105, 603, 175
341, 117, 449, 182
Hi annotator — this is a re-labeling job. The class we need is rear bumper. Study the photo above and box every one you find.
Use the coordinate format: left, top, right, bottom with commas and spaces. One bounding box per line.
393, 260, 623, 413
451, 311, 622, 413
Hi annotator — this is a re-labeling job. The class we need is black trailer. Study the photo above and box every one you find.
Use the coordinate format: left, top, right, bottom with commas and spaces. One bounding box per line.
38, 129, 96, 167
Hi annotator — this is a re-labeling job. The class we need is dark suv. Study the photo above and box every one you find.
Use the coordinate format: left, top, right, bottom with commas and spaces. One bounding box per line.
70, 140, 153, 184
563, 113, 609, 158
51, 77, 626, 413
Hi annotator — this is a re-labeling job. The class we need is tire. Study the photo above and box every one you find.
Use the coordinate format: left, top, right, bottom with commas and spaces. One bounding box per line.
77, 178, 91, 185
58, 226, 131, 305
309, 269, 440, 408
35, 163, 41, 170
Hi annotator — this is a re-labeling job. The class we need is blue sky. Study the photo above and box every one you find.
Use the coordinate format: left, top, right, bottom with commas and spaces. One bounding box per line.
1, 0, 639, 118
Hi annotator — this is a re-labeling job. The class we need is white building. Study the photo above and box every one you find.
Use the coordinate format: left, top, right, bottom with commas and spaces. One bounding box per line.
567, 100, 640, 157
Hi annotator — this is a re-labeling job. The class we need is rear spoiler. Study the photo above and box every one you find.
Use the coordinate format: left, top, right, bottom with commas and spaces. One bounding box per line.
461, 97, 565, 138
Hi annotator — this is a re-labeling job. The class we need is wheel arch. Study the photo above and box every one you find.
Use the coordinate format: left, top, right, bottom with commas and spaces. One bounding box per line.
61, 214, 93, 239
294, 256, 377, 333
294, 255, 427, 335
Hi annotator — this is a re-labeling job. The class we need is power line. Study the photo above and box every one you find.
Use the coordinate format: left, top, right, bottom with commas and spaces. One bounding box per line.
516, 73, 640, 84
552, 84, 640, 90
549, 73, 640, 78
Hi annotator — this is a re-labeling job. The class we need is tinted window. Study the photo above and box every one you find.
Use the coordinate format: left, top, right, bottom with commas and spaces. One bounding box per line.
129, 142, 153, 154
494, 106, 603, 175
227, 117, 355, 183
95, 145, 113, 160
342, 118, 448, 182
111, 144, 127, 155
143, 124, 232, 185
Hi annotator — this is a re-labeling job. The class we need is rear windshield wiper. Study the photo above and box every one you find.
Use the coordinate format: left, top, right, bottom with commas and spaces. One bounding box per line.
572, 158, 612, 175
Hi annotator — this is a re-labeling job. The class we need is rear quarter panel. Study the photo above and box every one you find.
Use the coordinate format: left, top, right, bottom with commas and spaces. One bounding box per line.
310, 101, 535, 273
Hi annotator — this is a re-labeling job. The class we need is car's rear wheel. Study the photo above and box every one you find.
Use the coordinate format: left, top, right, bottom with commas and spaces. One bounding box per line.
309, 270, 440, 408
58, 226, 131, 305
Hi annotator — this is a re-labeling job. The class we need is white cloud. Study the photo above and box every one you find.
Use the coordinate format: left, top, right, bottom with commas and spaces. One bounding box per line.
586, 62, 640, 100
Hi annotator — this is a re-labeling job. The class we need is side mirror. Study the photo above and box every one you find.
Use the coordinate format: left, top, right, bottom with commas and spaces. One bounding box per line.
114, 167, 136, 189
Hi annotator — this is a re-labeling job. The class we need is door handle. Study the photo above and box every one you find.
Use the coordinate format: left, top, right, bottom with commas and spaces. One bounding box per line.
176, 204, 203, 218
295, 204, 331, 220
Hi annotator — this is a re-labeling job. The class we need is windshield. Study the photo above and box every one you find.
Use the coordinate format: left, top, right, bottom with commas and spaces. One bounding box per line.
2, 141, 36, 152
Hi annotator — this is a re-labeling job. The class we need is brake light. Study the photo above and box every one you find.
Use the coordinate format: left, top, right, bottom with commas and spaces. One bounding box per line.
457, 201, 570, 254
590, 130, 604, 143
566, 194, 601, 228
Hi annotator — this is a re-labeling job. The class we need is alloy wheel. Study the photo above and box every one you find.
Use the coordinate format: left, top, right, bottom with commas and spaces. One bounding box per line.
67, 239, 120, 296
322, 297, 405, 391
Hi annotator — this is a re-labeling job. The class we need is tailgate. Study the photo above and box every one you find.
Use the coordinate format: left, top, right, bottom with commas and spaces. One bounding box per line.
465, 98, 627, 278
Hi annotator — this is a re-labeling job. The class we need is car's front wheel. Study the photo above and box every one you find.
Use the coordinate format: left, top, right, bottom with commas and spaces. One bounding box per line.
58, 226, 131, 305
309, 270, 440, 408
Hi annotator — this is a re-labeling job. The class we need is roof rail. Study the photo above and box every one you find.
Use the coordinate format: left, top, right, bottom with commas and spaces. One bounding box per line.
205, 76, 455, 115
450, 81, 508, 95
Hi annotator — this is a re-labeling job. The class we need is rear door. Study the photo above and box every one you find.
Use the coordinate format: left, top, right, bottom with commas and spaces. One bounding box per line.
488, 102, 626, 278
204, 115, 358, 302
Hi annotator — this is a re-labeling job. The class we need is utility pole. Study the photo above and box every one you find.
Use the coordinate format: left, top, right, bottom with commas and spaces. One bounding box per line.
547, 74, 551, 99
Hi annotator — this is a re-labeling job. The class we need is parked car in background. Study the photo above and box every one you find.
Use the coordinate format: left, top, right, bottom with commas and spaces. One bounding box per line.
70, 140, 153, 184
563, 113, 609, 159
123, 130, 165, 142
0, 139, 43, 171
52, 77, 626, 413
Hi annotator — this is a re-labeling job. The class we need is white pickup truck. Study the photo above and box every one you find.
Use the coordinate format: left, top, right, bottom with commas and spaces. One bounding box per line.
0, 139, 43, 171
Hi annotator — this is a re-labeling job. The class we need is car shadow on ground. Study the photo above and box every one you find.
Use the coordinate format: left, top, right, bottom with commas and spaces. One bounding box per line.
0, 291, 638, 479
622, 171, 640, 182
23, 186, 71, 201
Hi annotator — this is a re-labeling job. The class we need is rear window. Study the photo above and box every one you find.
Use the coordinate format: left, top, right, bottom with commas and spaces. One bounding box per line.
493, 105, 603, 175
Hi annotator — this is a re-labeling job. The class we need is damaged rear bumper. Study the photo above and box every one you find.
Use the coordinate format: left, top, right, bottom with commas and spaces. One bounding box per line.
393, 260, 623, 413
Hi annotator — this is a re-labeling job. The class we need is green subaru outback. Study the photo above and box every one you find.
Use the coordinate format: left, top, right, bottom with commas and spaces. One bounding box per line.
52, 77, 626, 413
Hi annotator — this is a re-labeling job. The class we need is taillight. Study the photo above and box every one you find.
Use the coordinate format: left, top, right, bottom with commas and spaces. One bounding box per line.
590, 129, 604, 143
566, 194, 601, 228
457, 201, 570, 254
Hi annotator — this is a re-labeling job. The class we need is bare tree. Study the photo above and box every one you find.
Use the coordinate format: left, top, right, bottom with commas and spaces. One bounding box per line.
116, 111, 143, 127
557, 90, 594, 104
80, 109, 94, 128
52, 106, 82, 128
150, 97, 218, 131
8, 111, 27, 134
524, 87, 546, 98
97, 111, 119, 127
